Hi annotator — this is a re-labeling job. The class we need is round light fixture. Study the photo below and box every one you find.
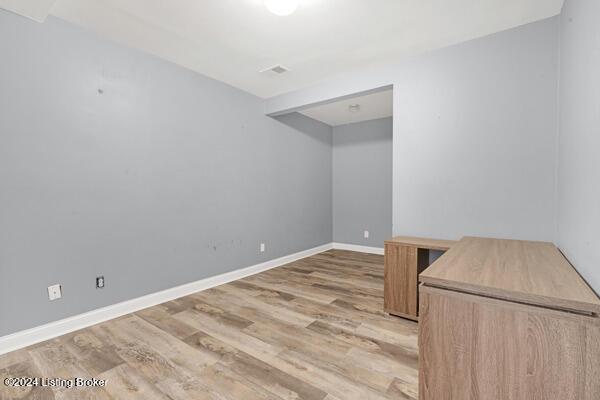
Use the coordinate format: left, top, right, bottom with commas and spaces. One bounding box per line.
264, 0, 299, 16
348, 104, 361, 113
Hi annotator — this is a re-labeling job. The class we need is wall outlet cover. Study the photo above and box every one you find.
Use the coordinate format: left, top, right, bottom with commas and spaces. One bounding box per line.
47, 284, 62, 301
260, 243, 266, 253
364, 230, 370, 239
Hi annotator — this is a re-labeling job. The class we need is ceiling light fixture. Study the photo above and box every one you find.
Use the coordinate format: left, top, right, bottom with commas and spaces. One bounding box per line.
348, 104, 361, 113
264, 0, 299, 16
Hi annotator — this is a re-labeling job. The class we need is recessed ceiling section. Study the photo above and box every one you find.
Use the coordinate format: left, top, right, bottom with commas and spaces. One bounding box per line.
6, 0, 564, 98
300, 89, 393, 127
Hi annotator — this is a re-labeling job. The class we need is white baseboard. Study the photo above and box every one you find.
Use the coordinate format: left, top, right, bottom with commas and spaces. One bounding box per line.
0, 243, 333, 356
332, 242, 385, 255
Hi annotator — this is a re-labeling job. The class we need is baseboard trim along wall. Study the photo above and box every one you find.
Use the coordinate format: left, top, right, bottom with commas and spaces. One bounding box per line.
0, 243, 334, 356
332, 242, 385, 255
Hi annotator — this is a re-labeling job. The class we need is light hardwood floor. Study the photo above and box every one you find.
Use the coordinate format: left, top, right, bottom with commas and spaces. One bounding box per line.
0, 250, 418, 400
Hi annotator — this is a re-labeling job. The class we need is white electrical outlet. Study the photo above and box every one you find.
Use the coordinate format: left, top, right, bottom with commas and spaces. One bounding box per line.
260, 243, 266, 253
48, 284, 62, 301
364, 230, 370, 239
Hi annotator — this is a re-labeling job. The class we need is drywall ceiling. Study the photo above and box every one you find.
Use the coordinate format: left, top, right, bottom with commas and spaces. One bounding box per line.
3, 0, 564, 98
0, 0, 56, 22
300, 89, 392, 126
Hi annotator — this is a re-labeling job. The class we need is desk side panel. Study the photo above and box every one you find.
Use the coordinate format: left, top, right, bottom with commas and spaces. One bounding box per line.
384, 244, 418, 318
419, 285, 600, 400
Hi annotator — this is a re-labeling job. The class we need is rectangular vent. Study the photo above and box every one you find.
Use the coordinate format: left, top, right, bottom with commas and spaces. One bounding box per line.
260, 64, 289, 75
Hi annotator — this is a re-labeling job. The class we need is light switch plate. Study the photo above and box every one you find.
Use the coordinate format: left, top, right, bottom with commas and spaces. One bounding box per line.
260, 243, 266, 253
48, 284, 62, 301
364, 230, 370, 239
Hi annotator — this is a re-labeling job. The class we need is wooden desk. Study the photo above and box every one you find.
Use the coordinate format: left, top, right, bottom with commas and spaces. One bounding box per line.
418, 237, 600, 400
383, 236, 456, 320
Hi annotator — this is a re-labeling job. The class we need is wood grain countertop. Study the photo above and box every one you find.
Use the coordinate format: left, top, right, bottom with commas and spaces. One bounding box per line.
419, 236, 600, 315
384, 236, 456, 251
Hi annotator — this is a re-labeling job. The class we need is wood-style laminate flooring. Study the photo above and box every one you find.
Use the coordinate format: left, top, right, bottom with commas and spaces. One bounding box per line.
0, 250, 418, 400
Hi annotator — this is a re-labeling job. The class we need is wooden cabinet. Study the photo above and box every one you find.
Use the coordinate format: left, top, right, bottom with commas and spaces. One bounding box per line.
418, 237, 600, 400
384, 236, 455, 321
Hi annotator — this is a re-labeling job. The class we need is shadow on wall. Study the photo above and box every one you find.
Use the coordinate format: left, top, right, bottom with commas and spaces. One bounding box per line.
332, 117, 393, 147
272, 112, 333, 145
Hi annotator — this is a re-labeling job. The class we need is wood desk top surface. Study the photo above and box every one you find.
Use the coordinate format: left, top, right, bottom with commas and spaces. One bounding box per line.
385, 236, 456, 251
420, 236, 600, 315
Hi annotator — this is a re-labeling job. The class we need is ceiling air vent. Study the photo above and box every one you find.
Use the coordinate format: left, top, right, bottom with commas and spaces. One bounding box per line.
260, 64, 290, 75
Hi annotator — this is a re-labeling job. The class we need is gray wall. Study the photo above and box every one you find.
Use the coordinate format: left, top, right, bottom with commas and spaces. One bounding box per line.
0, 11, 332, 336
557, 0, 600, 293
393, 17, 559, 242
267, 16, 560, 243
333, 118, 392, 247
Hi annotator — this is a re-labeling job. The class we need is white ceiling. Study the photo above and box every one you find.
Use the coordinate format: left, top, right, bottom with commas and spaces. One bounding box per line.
0, 0, 56, 22
300, 89, 393, 127
3, 0, 564, 98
